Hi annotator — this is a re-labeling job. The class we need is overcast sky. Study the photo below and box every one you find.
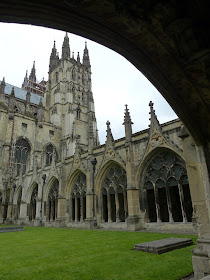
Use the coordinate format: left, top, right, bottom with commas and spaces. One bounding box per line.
0, 23, 177, 144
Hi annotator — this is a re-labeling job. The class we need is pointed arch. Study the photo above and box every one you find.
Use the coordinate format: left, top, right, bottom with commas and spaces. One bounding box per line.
66, 169, 87, 222
25, 181, 38, 204
137, 147, 192, 223
96, 160, 127, 223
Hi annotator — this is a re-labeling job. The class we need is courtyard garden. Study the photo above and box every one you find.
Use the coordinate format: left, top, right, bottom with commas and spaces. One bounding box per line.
0, 227, 197, 280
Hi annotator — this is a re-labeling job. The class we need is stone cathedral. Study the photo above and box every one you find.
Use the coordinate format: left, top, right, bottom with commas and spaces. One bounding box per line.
0, 33, 194, 232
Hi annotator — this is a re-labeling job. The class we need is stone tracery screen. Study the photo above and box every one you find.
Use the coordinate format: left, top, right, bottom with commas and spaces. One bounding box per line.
15, 138, 31, 175
142, 150, 192, 223
101, 163, 127, 222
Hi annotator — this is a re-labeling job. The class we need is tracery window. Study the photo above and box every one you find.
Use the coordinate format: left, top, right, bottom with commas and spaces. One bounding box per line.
71, 173, 86, 222
44, 144, 57, 166
141, 150, 192, 223
101, 163, 127, 222
15, 138, 31, 175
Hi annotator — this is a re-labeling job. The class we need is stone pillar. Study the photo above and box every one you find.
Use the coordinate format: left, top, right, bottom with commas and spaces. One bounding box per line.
126, 188, 141, 230
55, 197, 66, 227
18, 202, 28, 224
165, 186, 174, 223
81, 196, 84, 221
154, 185, 161, 223
34, 200, 41, 226
180, 129, 210, 279
178, 183, 187, 223
108, 193, 112, 222
85, 167, 96, 229
115, 192, 120, 222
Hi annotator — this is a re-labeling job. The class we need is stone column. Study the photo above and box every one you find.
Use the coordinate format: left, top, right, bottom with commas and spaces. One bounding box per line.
18, 202, 28, 224
165, 186, 174, 223
80, 196, 84, 221
108, 193, 112, 222
180, 129, 210, 279
154, 185, 161, 223
115, 191, 120, 222
178, 183, 187, 223
75, 196, 78, 222
126, 188, 141, 230
34, 199, 41, 226
124, 191, 128, 219
55, 196, 66, 227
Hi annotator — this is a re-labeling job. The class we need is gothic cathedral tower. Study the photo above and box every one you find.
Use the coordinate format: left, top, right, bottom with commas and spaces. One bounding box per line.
44, 33, 99, 158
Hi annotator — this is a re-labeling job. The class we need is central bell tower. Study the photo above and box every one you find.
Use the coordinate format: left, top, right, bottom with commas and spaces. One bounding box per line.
44, 33, 99, 158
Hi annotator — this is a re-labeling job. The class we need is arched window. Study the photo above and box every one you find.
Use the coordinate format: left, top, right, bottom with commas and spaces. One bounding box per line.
15, 138, 31, 175
45, 144, 57, 166
101, 163, 127, 223
141, 150, 192, 223
47, 179, 59, 222
76, 107, 81, 119
70, 173, 86, 222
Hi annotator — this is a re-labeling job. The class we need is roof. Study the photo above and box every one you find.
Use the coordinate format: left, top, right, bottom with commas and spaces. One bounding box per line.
0, 81, 42, 105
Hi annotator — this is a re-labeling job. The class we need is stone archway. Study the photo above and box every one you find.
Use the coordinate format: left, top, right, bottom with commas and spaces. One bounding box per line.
0, 1, 209, 277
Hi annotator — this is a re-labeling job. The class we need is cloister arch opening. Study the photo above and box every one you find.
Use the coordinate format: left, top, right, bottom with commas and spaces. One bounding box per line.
139, 148, 193, 224
46, 178, 59, 222
29, 183, 38, 221
69, 172, 86, 223
100, 162, 127, 223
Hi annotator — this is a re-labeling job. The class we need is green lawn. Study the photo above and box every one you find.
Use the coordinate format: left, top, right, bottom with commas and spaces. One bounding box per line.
0, 227, 197, 280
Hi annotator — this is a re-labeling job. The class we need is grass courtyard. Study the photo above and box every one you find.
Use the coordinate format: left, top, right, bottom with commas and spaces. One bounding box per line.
0, 227, 197, 280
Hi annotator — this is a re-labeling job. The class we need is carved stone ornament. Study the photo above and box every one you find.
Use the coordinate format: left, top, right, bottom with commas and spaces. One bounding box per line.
105, 148, 115, 161
150, 133, 165, 147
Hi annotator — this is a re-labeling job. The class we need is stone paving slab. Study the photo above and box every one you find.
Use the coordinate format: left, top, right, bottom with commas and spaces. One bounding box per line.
134, 237, 193, 254
0, 226, 24, 233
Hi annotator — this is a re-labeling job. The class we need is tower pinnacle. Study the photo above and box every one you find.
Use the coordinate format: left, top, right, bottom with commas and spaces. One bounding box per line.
62, 32, 70, 60
29, 61, 36, 82
83, 42, 90, 67
49, 40, 59, 72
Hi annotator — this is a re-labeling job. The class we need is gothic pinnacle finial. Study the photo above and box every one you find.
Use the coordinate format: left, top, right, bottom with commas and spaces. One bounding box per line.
11, 87, 15, 97
106, 120, 110, 127
77, 52, 80, 63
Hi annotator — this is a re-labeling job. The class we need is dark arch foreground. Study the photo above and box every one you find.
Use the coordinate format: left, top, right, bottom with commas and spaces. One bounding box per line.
0, 0, 209, 147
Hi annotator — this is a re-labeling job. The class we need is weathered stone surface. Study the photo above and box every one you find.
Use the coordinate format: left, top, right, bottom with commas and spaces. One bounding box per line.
0, 226, 24, 233
134, 237, 193, 254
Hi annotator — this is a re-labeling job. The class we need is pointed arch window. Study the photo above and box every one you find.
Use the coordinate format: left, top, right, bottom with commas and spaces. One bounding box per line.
70, 173, 86, 222
47, 179, 59, 221
45, 144, 57, 166
141, 150, 192, 223
101, 163, 127, 223
15, 138, 31, 175
76, 107, 81, 119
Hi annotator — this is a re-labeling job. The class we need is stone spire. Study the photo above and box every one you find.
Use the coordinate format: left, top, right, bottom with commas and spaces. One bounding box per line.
106, 120, 114, 145
0, 77, 6, 100
37, 98, 44, 127
77, 52, 80, 63
8, 87, 15, 113
22, 70, 28, 88
83, 42, 90, 67
62, 32, 70, 60
149, 101, 162, 134
123, 104, 133, 142
49, 41, 59, 72
29, 61, 36, 82
88, 122, 94, 153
